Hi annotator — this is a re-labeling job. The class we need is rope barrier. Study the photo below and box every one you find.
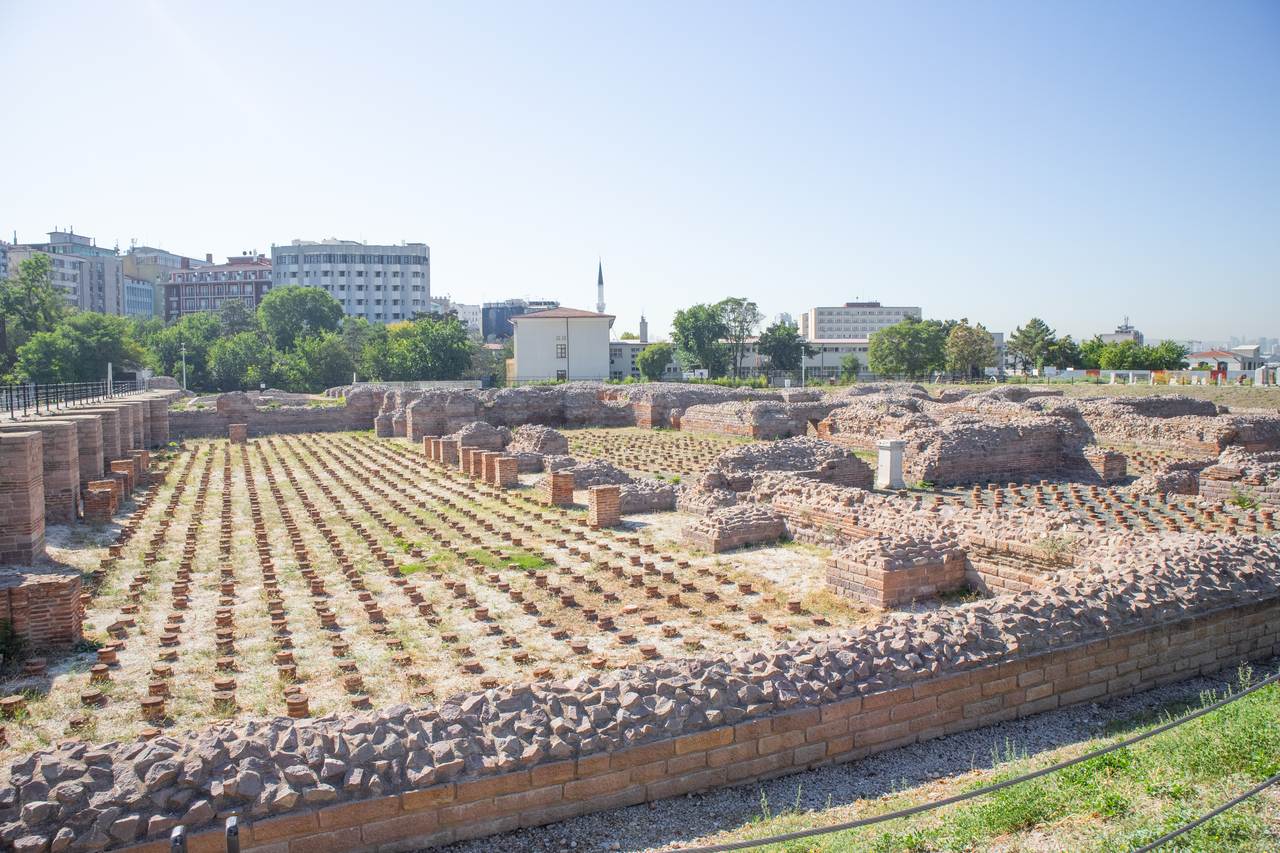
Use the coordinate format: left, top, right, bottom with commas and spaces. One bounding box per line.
676, 670, 1280, 852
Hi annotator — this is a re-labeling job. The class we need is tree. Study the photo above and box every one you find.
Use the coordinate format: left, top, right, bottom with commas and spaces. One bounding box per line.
944, 321, 997, 378
218, 298, 259, 335
150, 312, 222, 390
867, 316, 949, 378
671, 303, 730, 377
207, 331, 277, 391
364, 316, 474, 381
1146, 340, 1189, 371
258, 286, 343, 350
1047, 335, 1082, 370
755, 322, 814, 371
1007, 318, 1056, 372
1078, 336, 1106, 370
1098, 339, 1142, 370
636, 342, 675, 381
717, 297, 763, 379
619, 332, 638, 340
13, 313, 144, 383
277, 331, 355, 392
840, 352, 860, 381
0, 254, 67, 375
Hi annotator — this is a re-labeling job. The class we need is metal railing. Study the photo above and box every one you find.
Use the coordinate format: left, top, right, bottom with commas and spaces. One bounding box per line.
1, 379, 145, 419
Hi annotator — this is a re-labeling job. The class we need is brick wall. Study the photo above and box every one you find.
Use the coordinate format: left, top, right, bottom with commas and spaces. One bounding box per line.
60, 414, 105, 482
0, 432, 45, 566
828, 544, 967, 607
75, 407, 124, 465
147, 396, 171, 446
127, 595, 1280, 853
169, 402, 374, 440
0, 421, 79, 524
0, 568, 82, 649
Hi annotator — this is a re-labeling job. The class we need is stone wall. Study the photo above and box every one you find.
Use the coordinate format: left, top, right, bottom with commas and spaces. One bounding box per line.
827, 535, 967, 607
677, 400, 840, 440
1199, 460, 1280, 509
0, 567, 82, 649
683, 505, 787, 552
3, 534, 1265, 852
0, 432, 45, 566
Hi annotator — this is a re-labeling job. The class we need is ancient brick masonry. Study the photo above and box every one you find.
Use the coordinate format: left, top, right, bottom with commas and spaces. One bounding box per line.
109, 459, 137, 495
1081, 446, 1127, 484
228, 423, 248, 444
542, 472, 575, 506
828, 535, 968, 607
76, 406, 122, 468
0, 568, 82, 649
0, 432, 45, 565
82, 481, 118, 524
494, 456, 520, 488
0, 420, 79, 524
61, 414, 105, 482
683, 505, 787, 553
587, 485, 621, 529
1199, 453, 1280, 509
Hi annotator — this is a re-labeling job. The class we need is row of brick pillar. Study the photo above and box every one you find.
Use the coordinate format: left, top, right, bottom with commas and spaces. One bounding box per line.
0, 391, 176, 565
422, 436, 521, 488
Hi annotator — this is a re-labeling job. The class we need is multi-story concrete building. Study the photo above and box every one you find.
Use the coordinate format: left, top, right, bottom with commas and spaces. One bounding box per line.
454, 303, 483, 339
510, 307, 613, 382
271, 239, 430, 323
0, 240, 10, 280
1099, 318, 1144, 346
10, 230, 126, 314
164, 254, 272, 322
482, 298, 560, 340
124, 246, 211, 317
798, 302, 921, 340
123, 276, 155, 318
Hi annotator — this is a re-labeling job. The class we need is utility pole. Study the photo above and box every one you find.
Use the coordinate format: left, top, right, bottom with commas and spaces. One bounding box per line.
180, 342, 187, 391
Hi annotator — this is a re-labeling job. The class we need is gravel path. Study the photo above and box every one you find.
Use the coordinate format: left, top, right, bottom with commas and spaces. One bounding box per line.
436, 658, 1279, 853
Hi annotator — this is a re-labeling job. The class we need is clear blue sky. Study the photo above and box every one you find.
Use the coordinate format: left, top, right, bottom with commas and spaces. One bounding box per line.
2, 0, 1276, 343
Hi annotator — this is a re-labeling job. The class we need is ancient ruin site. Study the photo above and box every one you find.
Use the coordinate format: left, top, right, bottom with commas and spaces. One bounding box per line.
0, 381, 1278, 852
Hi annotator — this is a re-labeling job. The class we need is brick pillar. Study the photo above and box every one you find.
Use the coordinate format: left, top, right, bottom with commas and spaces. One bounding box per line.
131, 450, 151, 486
229, 423, 248, 444
0, 432, 46, 565
468, 448, 487, 479
109, 459, 136, 494
482, 451, 501, 485
588, 485, 621, 529
440, 440, 459, 467
541, 471, 575, 506
78, 408, 122, 467
61, 414, 105, 482
83, 482, 118, 524
423, 436, 437, 460
0, 569, 84, 649
0, 421, 79, 525
148, 396, 170, 447
102, 474, 126, 506
127, 400, 145, 450
495, 456, 519, 488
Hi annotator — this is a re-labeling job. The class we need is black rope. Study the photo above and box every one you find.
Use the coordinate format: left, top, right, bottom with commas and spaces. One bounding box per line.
1129, 770, 1280, 852
676, 670, 1280, 852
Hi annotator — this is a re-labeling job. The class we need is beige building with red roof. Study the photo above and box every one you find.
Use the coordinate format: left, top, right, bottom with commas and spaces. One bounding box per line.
510, 307, 614, 383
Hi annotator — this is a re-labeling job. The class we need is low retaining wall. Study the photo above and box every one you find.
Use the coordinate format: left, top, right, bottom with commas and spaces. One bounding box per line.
117, 583, 1280, 853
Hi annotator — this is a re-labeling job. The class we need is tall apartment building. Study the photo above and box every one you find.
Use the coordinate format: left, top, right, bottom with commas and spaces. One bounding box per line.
10, 230, 125, 314
123, 276, 155, 318
270, 239, 430, 323
798, 301, 921, 340
164, 254, 272, 322
0, 240, 10, 280
124, 245, 211, 317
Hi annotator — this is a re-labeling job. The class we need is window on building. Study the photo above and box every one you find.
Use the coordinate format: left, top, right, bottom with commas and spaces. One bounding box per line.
556, 344, 568, 359
556, 370, 567, 381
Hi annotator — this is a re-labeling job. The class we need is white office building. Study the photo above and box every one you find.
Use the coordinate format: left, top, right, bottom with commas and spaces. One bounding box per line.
798, 302, 921, 340
510, 307, 613, 383
271, 238, 430, 323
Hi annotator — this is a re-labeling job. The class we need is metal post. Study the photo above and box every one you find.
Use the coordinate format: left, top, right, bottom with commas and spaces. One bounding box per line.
180, 342, 188, 391
225, 816, 240, 853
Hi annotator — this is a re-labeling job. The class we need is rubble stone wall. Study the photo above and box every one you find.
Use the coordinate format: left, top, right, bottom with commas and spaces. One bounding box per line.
92, 551, 1280, 853
827, 536, 968, 607
1199, 462, 1280, 509
677, 401, 839, 440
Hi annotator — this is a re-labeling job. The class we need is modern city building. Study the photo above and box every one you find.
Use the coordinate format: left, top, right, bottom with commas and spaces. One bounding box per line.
482, 298, 560, 340
1187, 346, 1266, 373
1099, 318, 1144, 346
454, 303, 483, 338
164, 254, 272, 322
124, 245, 212, 317
734, 337, 871, 381
0, 240, 10, 280
9, 230, 126, 314
510, 307, 613, 382
123, 276, 155, 318
798, 302, 921, 340
270, 239, 430, 323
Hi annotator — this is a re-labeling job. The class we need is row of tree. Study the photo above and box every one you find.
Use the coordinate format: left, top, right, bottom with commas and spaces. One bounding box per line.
0, 255, 477, 391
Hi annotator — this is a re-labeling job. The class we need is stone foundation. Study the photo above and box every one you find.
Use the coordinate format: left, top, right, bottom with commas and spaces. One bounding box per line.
229, 423, 248, 444
0, 567, 82, 649
683, 505, 787, 552
0, 432, 45, 565
827, 536, 967, 607
1081, 446, 1127, 484
494, 456, 520, 488
82, 481, 118, 524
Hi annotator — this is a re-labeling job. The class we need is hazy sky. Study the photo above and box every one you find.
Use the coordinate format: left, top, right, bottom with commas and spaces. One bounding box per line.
2, 1, 1276, 343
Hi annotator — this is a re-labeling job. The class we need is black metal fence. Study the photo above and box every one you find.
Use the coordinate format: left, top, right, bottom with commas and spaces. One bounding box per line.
1, 379, 145, 419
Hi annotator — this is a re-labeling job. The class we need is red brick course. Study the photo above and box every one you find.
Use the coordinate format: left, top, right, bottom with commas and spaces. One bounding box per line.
0, 432, 45, 565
